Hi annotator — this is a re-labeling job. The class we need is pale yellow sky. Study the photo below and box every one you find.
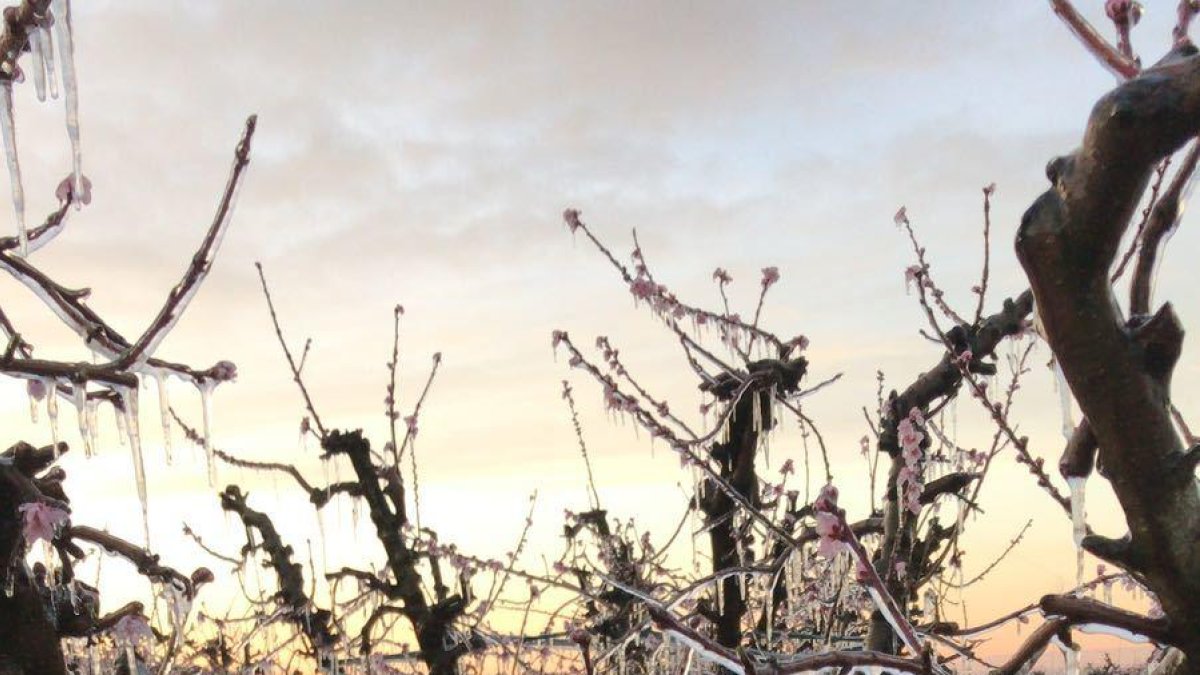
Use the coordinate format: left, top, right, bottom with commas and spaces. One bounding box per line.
2, 1, 1193, 668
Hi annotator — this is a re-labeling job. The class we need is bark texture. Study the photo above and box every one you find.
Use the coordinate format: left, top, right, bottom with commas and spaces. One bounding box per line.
1015, 47, 1200, 661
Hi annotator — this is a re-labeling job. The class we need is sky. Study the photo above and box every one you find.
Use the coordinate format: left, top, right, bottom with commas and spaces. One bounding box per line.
2, 0, 1196, 668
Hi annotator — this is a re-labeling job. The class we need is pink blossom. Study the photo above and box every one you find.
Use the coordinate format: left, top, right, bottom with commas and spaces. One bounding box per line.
629, 276, 656, 300
563, 209, 582, 232
603, 386, 620, 410
18, 501, 68, 546
55, 174, 93, 206
207, 360, 238, 382
760, 266, 780, 289
897, 419, 923, 458
111, 614, 153, 645
894, 561, 907, 578
551, 330, 567, 349
1105, 0, 1141, 25
712, 268, 732, 285
26, 379, 46, 401
855, 558, 872, 583
954, 350, 973, 368
893, 206, 909, 227
813, 482, 839, 512
897, 412, 926, 515
404, 415, 418, 436
904, 265, 922, 292
779, 459, 795, 476
814, 512, 846, 559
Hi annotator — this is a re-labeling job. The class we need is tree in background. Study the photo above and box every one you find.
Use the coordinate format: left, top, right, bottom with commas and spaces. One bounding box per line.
548, 2, 1200, 673
5, 0, 1200, 674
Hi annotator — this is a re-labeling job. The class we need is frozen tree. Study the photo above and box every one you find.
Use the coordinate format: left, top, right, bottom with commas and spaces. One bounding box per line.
0, 0, 253, 672
546, 3, 1200, 674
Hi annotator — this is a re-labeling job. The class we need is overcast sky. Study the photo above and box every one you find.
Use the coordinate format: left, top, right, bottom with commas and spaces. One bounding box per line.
3, 1, 1194, 664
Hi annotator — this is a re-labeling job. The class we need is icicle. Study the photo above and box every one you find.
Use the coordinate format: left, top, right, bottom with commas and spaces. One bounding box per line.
716, 579, 724, 615
765, 577, 774, 644
51, 0, 82, 203
47, 380, 60, 456
1068, 476, 1087, 586
28, 29, 45, 102
315, 509, 328, 574
41, 25, 57, 100
71, 384, 92, 457
1053, 635, 1080, 675
121, 387, 151, 546
0, 82, 26, 255
1052, 358, 1075, 440
28, 379, 41, 423
198, 380, 217, 486
923, 589, 937, 622
154, 373, 173, 464
85, 399, 99, 454
113, 401, 127, 445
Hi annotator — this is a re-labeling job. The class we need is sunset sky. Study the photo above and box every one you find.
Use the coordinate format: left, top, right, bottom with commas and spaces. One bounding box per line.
3, 1, 1194, 667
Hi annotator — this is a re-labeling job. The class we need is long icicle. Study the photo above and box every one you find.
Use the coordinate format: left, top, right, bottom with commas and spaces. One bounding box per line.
199, 380, 217, 486
121, 387, 151, 546
154, 373, 173, 464
51, 0, 82, 201
28, 28, 46, 101
0, 82, 27, 254
41, 24, 58, 100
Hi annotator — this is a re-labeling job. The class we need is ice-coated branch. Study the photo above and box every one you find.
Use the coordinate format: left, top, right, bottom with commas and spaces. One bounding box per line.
1049, 0, 1140, 79
1039, 594, 1175, 645
0, 120, 255, 389
646, 605, 930, 675
1129, 137, 1200, 316
0, 1, 51, 80
992, 617, 1069, 675
66, 525, 212, 600
0, 195, 71, 255
171, 408, 361, 508
115, 115, 256, 370
1015, 43, 1200, 664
